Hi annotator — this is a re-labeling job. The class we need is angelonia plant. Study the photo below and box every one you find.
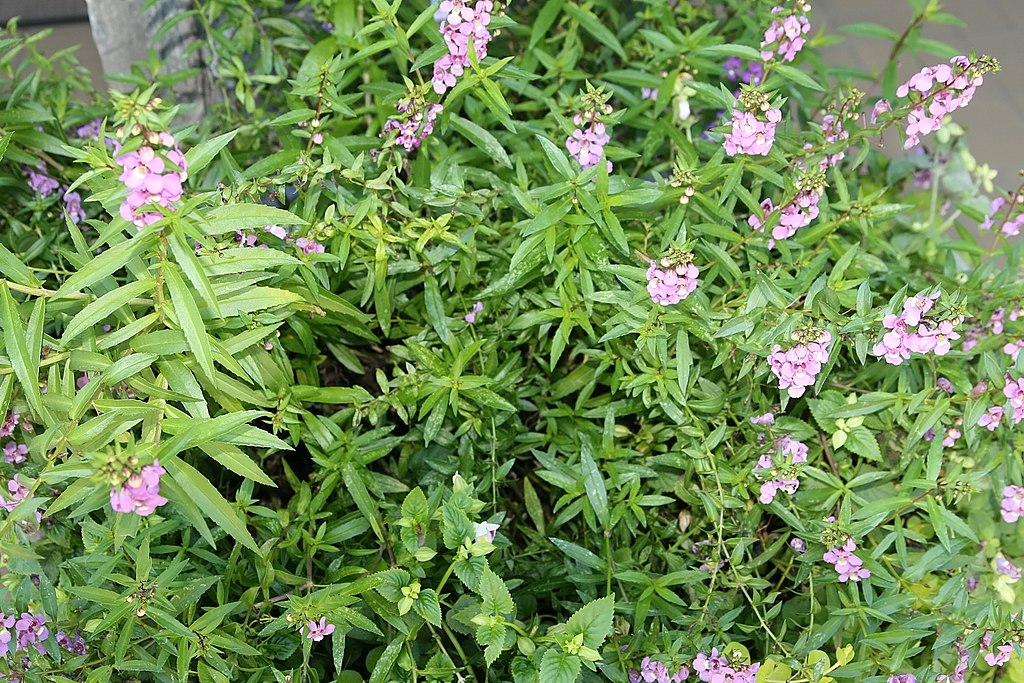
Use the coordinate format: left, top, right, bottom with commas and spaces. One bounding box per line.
0, 0, 1023, 681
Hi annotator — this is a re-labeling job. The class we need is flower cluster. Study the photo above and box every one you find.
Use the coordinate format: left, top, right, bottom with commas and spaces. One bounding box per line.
433, 0, 496, 95
110, 460, 168, 517
767, 328, 832, 399
692, 648, 760, 683
382, 90, 443, 153
723, 108, 780, 156
749, 174, 827, 245
630, 657, 689, 683
566, 87, 614, 171
872, 292, 964, 365
817, 112, 849, 168
759, 2, 811, 62
115, 131, 188, 229
822, 539, 870, 583
896, 56, 995, 149
752, 436, 808, 504
0, 613, 48, 656
980, 196, 1024, 236
646, 248, 699, 305
1002, 485, 1024, 523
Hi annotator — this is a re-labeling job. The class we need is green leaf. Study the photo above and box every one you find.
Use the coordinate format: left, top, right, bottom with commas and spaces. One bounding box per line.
412, 588, 442, 627
184, 129, 238, 177
163, 456, 260, 553
0, 283, 43, 417
202, 204, 307, 235
52, 233, 158, 300
844, 426, 881, 461
478, 566, 515, 617
564, 595, 614, 649
529, 0, 565, 49
579, 438, 610, 530
536, 135, 575, 179
773, 64, 825, 91
164, 263, 216, 382
368, 637, 404, 683
0, 240, 40, 287
450, 115, 511, 168
564, 3, 626, 59
539, 649, 582, 683
61, 279, 153, 344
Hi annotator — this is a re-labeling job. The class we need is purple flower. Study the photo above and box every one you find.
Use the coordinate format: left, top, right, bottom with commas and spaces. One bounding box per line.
823, 539, 871, 582
790, 537, 806, 553
978, 406, 1004, 431
750, 412, 775, 426
75, 119, 102, 139
0, 412, 18, 437
995, 555, 1021, 580
25, 165, 58, 197
56, 631, 87, 656
723, 108, 781, 156
1002, 485, 1024, 523
306, 616, 335, 641
2, 442, 27, 465
888, 675, 917, 683
63, 191, 87, 225
464, 301, 484, 323
14, 613, 48, 655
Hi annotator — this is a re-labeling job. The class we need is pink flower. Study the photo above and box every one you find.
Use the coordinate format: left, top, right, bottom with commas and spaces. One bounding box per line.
768, 330, 832, 398
2, 442, 27, 465
985, 644, 1014, 667
1002, 485, 1024, 523
306, 616, 335, 641
750, 412, 775, 426
896, 57, 988, 148
978, 406, 1004, 431
723, 108, 781, 156
760, 5, 811, 63
383, 95, 443, 153
110, 460, 168, 516
823, 539, 870, 582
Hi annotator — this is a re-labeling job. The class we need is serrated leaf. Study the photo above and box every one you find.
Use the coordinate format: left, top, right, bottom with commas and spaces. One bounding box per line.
564, 594, 614, 649
539, 649, 582, 683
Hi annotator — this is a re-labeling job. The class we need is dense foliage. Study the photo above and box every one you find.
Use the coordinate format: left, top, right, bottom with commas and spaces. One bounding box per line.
0, 1, 1023, 681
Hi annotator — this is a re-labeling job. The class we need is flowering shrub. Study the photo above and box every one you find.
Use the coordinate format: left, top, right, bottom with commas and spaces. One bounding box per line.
0, 0, 1023, 681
